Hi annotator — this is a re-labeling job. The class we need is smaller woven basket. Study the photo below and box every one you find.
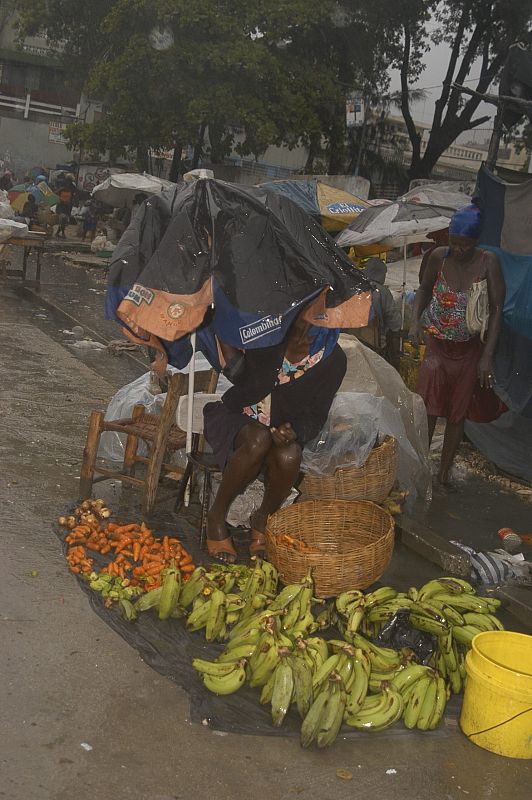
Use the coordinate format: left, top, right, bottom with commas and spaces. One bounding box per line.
299, 435, 398, 503
265, 500, 395, 598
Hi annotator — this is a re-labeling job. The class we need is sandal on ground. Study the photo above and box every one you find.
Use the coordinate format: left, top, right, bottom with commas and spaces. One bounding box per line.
249, 530, 267, 558
207, 536, 237, 564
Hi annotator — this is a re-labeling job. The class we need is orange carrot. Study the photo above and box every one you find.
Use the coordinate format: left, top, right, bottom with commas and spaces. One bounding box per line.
163, 536, 170, 560
180, 563, 195, 574
133, 542, 141, 562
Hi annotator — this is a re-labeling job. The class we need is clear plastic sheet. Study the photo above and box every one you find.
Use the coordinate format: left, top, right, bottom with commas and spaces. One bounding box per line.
301, 393, 380, 473
337, 336, 431, 500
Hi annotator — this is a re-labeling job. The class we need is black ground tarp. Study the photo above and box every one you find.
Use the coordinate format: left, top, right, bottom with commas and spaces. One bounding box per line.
54, 508, 461, 739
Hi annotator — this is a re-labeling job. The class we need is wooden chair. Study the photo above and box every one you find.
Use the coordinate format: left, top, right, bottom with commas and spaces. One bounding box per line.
79, 369, 217, 515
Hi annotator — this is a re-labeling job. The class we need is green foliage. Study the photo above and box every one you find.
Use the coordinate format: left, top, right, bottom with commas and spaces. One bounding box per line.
16, 0, 391, 173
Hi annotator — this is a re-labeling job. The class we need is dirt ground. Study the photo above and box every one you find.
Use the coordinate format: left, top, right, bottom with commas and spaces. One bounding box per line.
0, 252, 530, 800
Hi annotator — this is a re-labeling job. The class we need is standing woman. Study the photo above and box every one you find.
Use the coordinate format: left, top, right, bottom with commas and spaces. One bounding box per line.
409, 204, 505, 487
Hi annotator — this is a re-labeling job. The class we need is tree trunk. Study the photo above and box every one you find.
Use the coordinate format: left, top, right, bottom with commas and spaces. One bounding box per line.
136, 145, 149, 173
192, 123, 207, 169
169, 143, 182, 182
304, 135, 319, 173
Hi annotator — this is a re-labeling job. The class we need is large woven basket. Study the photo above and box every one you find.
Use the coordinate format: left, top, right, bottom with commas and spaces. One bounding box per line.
299, 436, 398, 503
265, 500, 395, 598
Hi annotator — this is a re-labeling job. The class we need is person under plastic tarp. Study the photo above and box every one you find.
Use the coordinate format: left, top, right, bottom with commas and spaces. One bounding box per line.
202, 313, 345, 563
409, 203, 506, 488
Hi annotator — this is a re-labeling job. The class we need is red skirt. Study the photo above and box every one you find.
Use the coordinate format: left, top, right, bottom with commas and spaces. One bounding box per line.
416, 336, 505, 423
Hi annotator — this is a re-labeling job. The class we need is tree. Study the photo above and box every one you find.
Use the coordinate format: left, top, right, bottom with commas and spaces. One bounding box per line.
17, 0, 394, 177
362, 0, 532, 179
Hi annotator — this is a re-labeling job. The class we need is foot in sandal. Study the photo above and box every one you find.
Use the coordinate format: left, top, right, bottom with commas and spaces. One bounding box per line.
207, 510, 237, 564
249, 511, 268, 558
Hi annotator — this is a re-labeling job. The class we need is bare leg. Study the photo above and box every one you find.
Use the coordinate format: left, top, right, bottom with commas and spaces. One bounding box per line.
427, 415, 438, 446
438, 418, 464, 484
207, 424, 272, 548
251, 442, 302, 535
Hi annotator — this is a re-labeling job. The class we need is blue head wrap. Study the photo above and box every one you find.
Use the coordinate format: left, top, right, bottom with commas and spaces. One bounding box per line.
449, 203, 482, 239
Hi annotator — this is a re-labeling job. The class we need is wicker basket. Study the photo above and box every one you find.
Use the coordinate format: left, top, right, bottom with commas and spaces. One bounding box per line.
299, 435, 398, 504
265, 499, 395, 598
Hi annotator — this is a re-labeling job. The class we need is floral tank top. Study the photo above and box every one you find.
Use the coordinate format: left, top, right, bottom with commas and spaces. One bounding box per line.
423, 260, 481, 342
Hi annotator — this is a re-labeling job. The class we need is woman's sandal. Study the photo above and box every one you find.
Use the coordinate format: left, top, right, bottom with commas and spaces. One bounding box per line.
249, 530, 267, 558
206, 536, 237, 564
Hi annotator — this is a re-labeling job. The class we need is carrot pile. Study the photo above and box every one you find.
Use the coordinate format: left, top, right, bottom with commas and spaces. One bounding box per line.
59, 500, 195, 590
277, 533, 320, 554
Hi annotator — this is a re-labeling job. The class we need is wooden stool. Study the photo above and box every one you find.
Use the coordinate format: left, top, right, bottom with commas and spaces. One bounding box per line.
79, 370, 216, 515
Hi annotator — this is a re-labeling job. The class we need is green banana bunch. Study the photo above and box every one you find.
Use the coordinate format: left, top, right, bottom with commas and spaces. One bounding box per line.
390, 663, 432, 695
418, 577, 474, 600
241, 560, 266, 603
202, 660, 247, 695
268, 582, 304, 612
271, 653, 294, 727
158, 565, 181, 620
301, 673, 346, 748
345, 596, 366, 635
402, 671, 443, 729
260, 560, 279, 597
335, 590, 364, 617
451, 624, 483, 648
426, 675, 447, 730
344, 683, 403, 731
363, 586, 398, 610
179, 567, 206, 608
291, 653, 314, 718
409, 611, 449, 636
462, 612, 504, 632
345, 649, 370, 716
247, 624, 290, 688
315, 604, 334, 630
205, 588, 227, 642
193, 657, 246, 677
366, 597, 413, 624
135, 586, 163, 612
316, 676, 347, 748
217, 641, 258, 663
312, 652, 345, 693
186, 597, 212, 632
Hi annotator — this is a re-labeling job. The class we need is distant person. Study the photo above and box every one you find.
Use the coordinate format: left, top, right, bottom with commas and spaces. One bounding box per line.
0, 171, 13, 191
80, 201, 98, 241
363, 258, 402, 369
22, 195, 38, 226
409, 204, 505, 488
54, 199, 71, 239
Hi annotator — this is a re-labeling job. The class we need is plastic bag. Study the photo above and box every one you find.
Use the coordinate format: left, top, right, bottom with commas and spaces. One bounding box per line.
301, 391, 427, 499
98, 370, 171, 461
335, 335, 431, 500
98, 357, 231, 462
0, 218, 28, 241
301, 393, 380, 473
0, 189, 14, 220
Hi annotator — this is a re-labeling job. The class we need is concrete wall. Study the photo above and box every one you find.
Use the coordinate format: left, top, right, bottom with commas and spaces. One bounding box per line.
0, 114, 73, 177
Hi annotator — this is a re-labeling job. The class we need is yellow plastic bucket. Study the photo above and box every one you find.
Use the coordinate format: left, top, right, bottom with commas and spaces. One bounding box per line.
460, 631, 532, 759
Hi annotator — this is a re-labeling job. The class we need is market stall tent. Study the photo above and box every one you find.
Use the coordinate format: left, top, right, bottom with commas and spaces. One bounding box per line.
92, 172, 175, 207
258, 178, 369, 232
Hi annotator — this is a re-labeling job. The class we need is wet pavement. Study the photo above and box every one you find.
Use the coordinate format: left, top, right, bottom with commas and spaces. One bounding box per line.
1, 251, 531, 799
